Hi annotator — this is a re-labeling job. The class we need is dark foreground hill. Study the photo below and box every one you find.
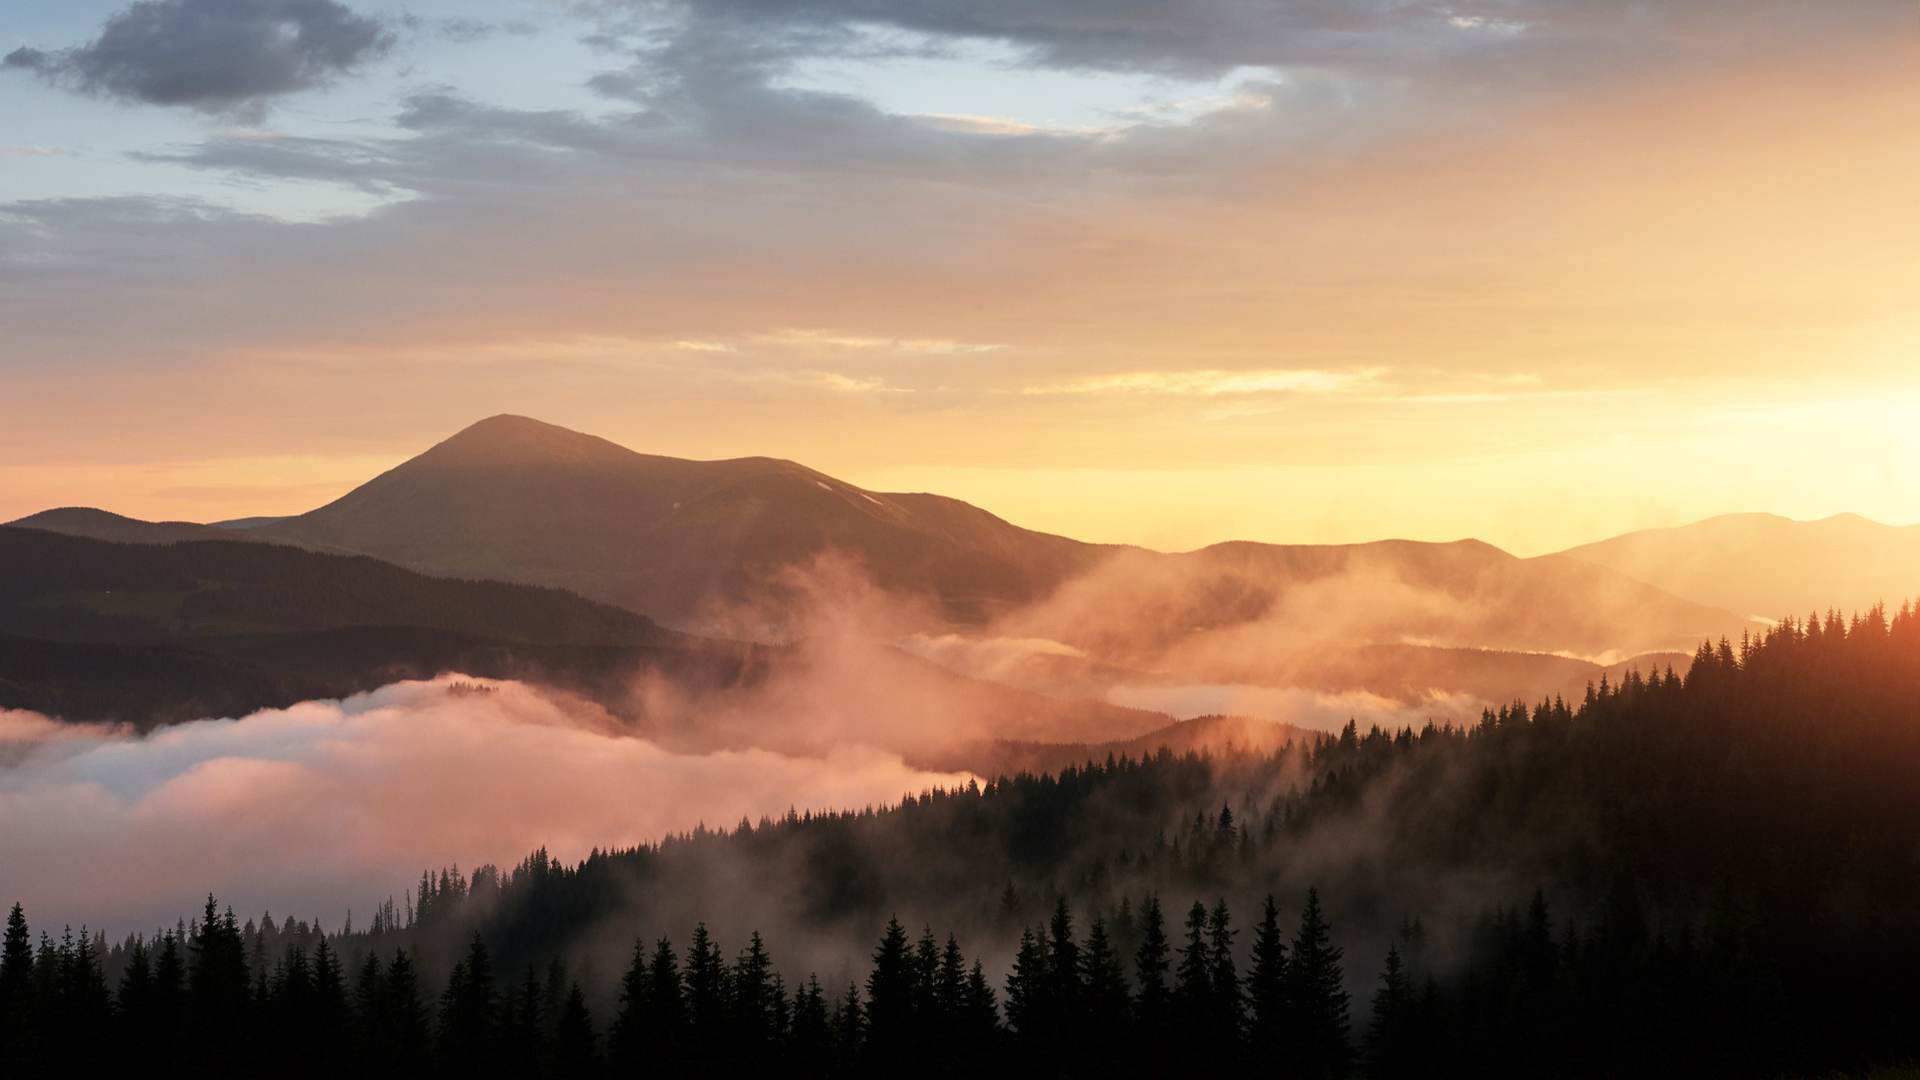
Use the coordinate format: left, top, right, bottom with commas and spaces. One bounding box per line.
0, 528, 1164, 749
0, 527, 741, 728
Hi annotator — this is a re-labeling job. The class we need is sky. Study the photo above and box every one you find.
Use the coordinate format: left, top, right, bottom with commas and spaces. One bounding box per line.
3, 0, 1919, 555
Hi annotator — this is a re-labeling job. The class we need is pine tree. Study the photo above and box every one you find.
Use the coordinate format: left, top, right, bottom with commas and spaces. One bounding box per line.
1207, 898, 1242, 1050
505, 965, 547, 1077
310, 937, 349, 1075
1285, 889, 1351, 1079
608, 939, 651, 1071
1248, 894, 1290, 1056
935, 933, 968, 1024
115, 938, 154, 1064
1003, 926, 1047, 1039
865, 917, 916, 1064
912, 924, 941, 1031
187, 896, 250, 1074
731, 930, 780, 1068
0, 903, 33, 1064
683, 923, 729, 1067
438, 935, 500, 1075
789, 975, 833, 1079
152, 930, 187, 1068
63, 926, 111, 1074
551, 983, 599, 1079
1365, 945, 1415, 1079
1043, 897, 1084, 1055
385, 949, 432, 1074
1134, 895, 1172, 1043
1175, 899, 1213, 1042
352, 951, 389, 1068
833, 982, 865, 1066
961, 960, 1001, 1051
1082, 915, 1132, 1070
642, 937, 686, 1069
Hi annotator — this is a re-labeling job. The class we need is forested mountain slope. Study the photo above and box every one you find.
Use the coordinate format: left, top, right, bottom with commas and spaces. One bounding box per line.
9, 605, 1918, 1077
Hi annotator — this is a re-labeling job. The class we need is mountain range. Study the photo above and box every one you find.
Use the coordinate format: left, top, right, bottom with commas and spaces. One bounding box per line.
9, 414, 1914, 748
1556, 511, 1920, 621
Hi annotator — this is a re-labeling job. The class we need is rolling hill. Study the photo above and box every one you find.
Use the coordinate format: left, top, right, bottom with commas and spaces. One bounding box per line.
1554, 512, 1920, 621
8, 506, 247, 546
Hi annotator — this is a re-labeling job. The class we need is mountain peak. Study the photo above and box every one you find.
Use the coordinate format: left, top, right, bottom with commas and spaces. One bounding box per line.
422, 415, 640, 468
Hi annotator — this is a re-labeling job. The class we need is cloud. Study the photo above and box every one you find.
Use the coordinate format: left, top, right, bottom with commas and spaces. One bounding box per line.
1022, 367, 1384, 396
756, 329, 1008, 354
0, 679, 972, 932
1103, 682, 1481, 734
604, 0, 1916, 81
428, 17, 540, 45
4, 0, 396, 117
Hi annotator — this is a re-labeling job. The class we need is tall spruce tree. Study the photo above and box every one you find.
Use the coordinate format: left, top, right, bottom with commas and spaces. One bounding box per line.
438, 935, 500, 1076
1134, 895, 1172, 1046
683, 923, 729, 1069
1175, 899, 1214, 1043
731, 930, 781, 1068
865, 917, 916, 1065
551, 983, 598, 1079
0, 904, 32, 1064
1286, 889, 1351, 1079
789, 975, 833, 1079
1248, 893, 1290, 1057
1365, 945, 1415, 1079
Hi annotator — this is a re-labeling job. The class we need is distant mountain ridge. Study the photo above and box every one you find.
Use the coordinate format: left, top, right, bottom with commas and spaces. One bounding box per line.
1553, 512, 1920, 621
250, 414, 1103, 627
6, 414, 1759, 667
9, 506, 247, 546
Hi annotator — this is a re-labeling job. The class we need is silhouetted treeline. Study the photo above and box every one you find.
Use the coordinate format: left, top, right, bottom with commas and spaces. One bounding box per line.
10, 605, 1920, 1075
0, 887, 1456, 1079
5, 876, 1911, 1079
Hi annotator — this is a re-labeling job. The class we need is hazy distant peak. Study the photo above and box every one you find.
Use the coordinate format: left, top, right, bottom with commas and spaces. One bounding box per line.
420, 414, 643, 468
9, 506, 143, 528
3, 506, 232, 544
1555, 511, 1920, 621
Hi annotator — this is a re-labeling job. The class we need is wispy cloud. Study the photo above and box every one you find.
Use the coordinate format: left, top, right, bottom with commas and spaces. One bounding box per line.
911, 113, 1043, 136
1023, 367, 1385, 397
757, 329, 1008, 355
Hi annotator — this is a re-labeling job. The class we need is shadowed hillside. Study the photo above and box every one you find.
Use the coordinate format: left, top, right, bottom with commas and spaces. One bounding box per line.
0, 529, 1166, 752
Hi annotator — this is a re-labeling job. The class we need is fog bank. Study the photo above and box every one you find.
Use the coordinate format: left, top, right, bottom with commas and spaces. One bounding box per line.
0, 678, 971, 932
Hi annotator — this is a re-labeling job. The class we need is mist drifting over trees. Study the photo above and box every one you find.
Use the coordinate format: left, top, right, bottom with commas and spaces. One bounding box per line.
8, 607, 1920, 1076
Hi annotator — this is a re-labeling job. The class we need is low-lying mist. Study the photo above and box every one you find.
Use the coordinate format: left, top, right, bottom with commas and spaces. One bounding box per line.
0, 677, 972, 933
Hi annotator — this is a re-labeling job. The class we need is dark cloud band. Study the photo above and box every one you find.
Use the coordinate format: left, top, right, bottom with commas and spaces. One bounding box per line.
3, 0, 394, 116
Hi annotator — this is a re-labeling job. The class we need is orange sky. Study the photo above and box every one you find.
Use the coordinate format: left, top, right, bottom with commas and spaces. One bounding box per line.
4, 2, 1918, 555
